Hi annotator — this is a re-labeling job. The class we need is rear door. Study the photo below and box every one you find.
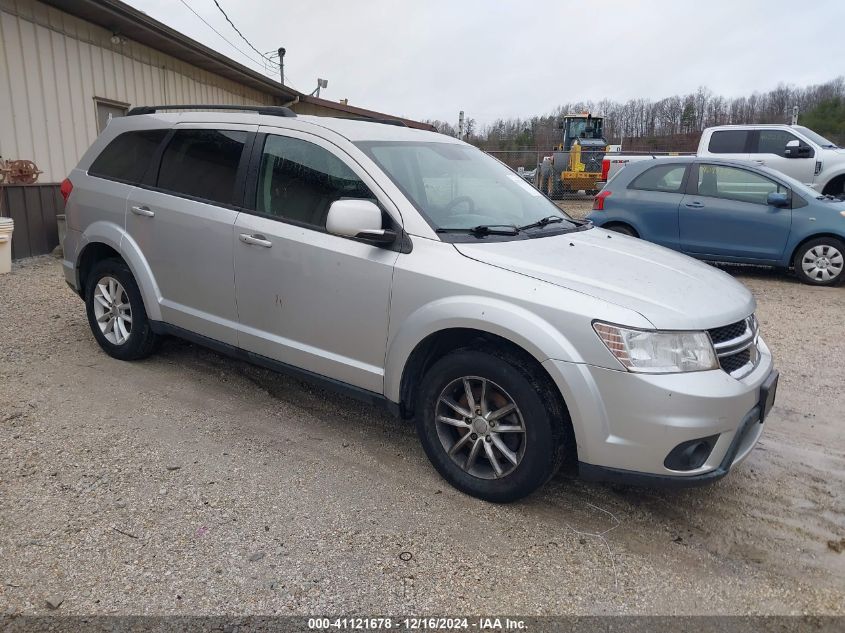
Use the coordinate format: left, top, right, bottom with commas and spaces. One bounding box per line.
703, 129, 751, 162
126, 123, 256, 345
678, 162, 792, 262
750, 129, 816, 185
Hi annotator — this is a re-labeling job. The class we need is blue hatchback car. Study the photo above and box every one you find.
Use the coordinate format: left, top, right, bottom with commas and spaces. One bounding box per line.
586, 157, 845, 286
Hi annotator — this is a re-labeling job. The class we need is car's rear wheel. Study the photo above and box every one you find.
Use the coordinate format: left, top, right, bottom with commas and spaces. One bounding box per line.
415, 349, 569, 502
793, 237, 845, 286
85, 259, 159, 360
605, 223, 637, 237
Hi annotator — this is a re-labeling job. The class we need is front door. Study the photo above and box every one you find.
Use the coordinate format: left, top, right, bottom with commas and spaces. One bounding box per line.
126, 124, 255, 345
233, 129, 400, 393
679, 163, 792, 262
750, 129, 816, 186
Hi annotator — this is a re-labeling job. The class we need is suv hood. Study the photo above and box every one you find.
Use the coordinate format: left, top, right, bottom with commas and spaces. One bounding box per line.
454, 228, 755, 330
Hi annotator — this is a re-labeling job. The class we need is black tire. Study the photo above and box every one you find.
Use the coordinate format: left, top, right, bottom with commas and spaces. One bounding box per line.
85, 258, 159, 360
792, 237, 845, 286
605, 223, 637, 237
415, 349, 570, 502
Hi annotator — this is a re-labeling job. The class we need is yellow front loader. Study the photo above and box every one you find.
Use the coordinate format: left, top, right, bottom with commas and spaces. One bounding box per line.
536, 113, 609, 198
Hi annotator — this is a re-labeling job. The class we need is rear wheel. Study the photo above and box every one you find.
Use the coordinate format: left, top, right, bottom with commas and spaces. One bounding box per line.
85, 259, 159, 360
605, 223, 638, 237
793, 237, 845, 286
415, 349, 569, 502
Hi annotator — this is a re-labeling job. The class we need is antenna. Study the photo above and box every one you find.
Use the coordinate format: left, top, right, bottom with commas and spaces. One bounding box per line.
310, 78, 328, 98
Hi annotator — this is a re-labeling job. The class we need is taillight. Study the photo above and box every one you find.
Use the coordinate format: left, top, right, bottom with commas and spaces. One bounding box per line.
593, 190, 611, 211
60, 178, 73, 204
600, 159, 610, 181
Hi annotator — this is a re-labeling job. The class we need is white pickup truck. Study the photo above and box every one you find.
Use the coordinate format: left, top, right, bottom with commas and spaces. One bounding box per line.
600, 124, 845, 197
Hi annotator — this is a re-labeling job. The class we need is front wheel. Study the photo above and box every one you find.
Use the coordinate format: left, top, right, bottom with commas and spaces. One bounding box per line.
793, 237, 844, 286
415, 349, 569, 502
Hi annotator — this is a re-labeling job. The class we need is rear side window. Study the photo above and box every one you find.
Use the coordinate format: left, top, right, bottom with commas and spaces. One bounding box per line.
707, 130, 749, 154
157, 129, 247, 206
89, 129, 167, 184
629, 164, 687, 193
255, 135, 373, 228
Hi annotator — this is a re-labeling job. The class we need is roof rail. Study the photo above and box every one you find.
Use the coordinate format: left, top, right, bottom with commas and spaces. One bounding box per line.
126, 104, 297, 117
342, 116, 408, 127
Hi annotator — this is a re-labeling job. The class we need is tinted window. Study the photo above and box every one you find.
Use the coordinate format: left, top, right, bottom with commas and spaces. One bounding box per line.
256, 135, 373, 228
89, 129, 167, 184
696, 164, 785, 205
756, 129, 800, 157
708, 130, 749, 154
630, 164, 687, 193
157, 129, 247, 205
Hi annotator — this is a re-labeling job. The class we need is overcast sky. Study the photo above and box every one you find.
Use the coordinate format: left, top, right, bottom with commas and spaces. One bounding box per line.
128, 0, 844, 125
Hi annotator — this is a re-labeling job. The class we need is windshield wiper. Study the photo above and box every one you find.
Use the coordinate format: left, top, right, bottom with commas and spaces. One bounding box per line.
436, 224, 522, 236
518, 215, 566, 231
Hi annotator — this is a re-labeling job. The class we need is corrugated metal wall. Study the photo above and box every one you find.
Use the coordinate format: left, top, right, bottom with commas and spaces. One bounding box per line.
0, 0, 276, 184
0, 183, 61, 259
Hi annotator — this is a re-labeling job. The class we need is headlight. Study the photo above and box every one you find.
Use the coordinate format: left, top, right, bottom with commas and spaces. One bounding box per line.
593, 321, 718, 374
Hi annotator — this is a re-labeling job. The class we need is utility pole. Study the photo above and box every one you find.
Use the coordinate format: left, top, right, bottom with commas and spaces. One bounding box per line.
277, 47, 285, 86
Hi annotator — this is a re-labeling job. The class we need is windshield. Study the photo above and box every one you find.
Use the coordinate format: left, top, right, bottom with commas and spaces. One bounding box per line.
355, 141, 581, 237
566, 118, 602, 140
794, 126, 839, 149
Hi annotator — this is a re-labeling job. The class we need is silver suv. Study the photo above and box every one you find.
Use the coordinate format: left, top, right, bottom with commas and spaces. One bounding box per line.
60, 105, 778, 501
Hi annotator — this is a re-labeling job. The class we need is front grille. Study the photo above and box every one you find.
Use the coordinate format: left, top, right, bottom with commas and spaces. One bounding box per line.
719, 348, 751, 374
581, 150, 604, 173
708, 316, 758, 378
709, 320, 747, 344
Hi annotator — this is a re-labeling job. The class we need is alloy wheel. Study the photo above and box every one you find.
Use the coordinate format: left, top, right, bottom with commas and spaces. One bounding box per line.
93, 276, 132, 345
434, 376, 527, 479
801, 244, 843, 282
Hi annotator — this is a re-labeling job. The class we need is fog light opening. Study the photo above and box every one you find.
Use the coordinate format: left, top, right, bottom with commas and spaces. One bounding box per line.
664, 435, 720, 471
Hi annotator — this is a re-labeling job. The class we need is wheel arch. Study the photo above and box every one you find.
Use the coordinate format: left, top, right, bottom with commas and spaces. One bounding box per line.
386, 295, 583, 408
788, 232, 845, 268
602, 221, 640, 237
821, 172, 845, 197
76, 222, 162, 321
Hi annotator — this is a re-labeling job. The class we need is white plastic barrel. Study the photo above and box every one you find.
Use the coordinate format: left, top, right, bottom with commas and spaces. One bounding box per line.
0, 217, 14, 274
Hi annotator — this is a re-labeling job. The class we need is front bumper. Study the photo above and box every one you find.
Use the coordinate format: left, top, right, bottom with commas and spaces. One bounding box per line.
542, 336, 775, 484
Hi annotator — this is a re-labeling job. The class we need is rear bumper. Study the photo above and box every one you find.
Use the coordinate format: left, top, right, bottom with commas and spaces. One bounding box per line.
62, 227, 81, 295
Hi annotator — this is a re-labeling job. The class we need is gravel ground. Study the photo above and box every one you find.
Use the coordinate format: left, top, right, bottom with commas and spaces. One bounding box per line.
1, 253, 843, 616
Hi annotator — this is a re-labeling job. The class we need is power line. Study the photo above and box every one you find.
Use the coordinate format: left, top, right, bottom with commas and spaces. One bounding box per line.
210, 0, 274, 66
177, 0, 277, 75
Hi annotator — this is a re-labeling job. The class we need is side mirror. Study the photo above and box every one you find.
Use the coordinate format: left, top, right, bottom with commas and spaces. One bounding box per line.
767, 191, 790, 208
326, 199, 397, 245
784, 139, 812, 158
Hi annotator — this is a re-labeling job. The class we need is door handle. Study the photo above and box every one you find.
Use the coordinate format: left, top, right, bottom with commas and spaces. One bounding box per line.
130, 205, 155, 217
239, 233, 273, 248
684, 201, 704, 208
753, 160, 765, 166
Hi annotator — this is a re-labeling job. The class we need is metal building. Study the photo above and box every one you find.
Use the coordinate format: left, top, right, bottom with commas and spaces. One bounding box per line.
0, 0, 433, 259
